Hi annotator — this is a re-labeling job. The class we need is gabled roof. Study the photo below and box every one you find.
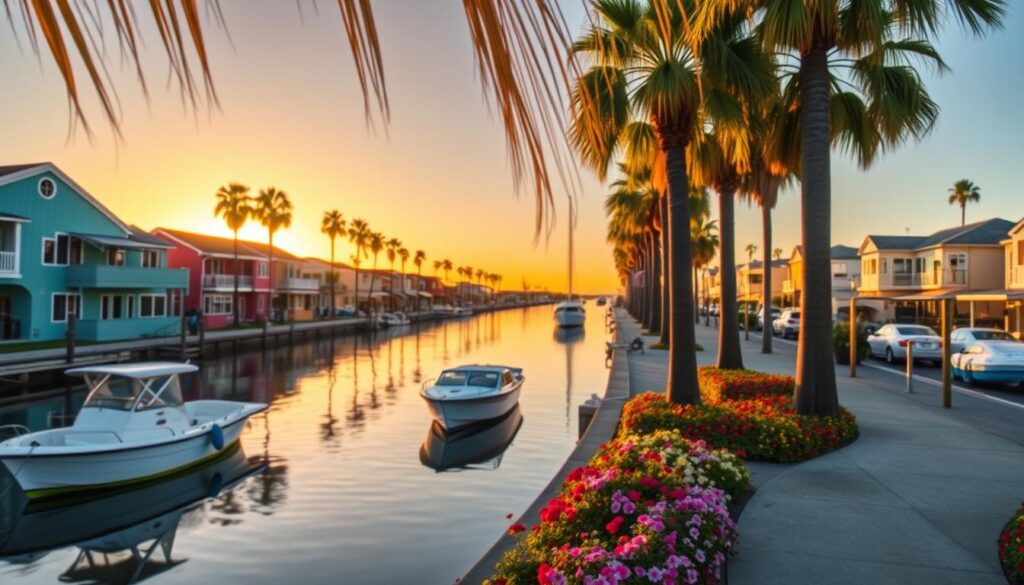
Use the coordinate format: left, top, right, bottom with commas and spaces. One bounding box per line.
743, 259, 789, 269
830, 245, 859, 260
864, 218, 1014, 252
155, 228, 303, 261
302, 257, 354, 270
0, 162, 131, 234
1007, 217, 1024, 237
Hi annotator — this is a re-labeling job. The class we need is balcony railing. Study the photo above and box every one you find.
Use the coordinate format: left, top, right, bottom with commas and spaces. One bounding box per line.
67, 265, 188, 289
277, 277, 320, 291
891, 272, 920, 287
0, 251, 15, 273
203, 274, 253, 289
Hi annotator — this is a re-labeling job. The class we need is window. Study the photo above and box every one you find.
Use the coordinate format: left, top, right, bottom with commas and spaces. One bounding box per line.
101, 294, 132, 320
881, 258, 887, 274
140, 294, 167, 317
38, 177, 57, 199
947, 253, 967, 269
106, 248, 125, 266
42, 233, 78, 266
203, 294, 233, 315
831, 262, 848, 277
257, 262, 269, 278
51, 293, 81, 322
257, 295, 266, 312
141, 250, 160, 268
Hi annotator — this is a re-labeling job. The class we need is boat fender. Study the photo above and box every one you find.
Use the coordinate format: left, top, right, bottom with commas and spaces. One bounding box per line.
209, 424, 225, 450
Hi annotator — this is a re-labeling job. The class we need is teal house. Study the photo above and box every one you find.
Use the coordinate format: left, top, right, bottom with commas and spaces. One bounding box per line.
0, 163, 188, 342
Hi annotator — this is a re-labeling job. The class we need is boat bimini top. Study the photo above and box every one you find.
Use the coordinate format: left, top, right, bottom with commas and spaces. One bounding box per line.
66, 362, 199, 413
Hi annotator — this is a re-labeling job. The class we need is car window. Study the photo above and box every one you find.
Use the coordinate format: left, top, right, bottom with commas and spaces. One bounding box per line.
974, 331, 1013, 341
897, 326, 936, 336
950, 331, 963, 341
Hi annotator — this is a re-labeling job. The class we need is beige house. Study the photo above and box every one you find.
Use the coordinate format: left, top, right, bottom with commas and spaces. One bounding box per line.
301, 257, 356, 316
736, 259, 788, 305
958, 218, 1024, 337
857, 218, 1014, 327
783, 245, 870, 319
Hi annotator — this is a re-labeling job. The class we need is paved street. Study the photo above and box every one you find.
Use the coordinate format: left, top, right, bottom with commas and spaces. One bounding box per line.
616, 313, 1024, 585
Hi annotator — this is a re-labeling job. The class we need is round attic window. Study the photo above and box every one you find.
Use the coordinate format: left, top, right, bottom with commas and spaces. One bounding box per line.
38, 177, 57, 199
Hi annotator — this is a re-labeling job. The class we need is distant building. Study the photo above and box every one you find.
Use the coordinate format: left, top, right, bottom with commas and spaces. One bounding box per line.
736, 259, 788, 306
857, 217, 1014, 327
0, 163, 187, 342
783, 245, 870, 319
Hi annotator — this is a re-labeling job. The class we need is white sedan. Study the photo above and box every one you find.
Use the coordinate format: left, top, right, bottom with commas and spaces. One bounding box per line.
951, 340, 1024, 386
948, 327, 1017, 354
867, 324, 943, 365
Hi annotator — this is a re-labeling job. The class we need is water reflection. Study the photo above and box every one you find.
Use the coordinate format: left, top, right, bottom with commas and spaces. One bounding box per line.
0, 306, 609, 585
0, 445, 264, 585
419, 405, 524, 472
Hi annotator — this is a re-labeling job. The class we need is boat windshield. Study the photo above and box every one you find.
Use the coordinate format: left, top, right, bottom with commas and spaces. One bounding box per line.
83, 375, 184, 411
435, 370, 502, 388
436, 371, 469, 386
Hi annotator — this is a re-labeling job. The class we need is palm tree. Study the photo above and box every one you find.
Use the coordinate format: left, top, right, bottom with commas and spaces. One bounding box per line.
398, 247, 410, 309
948, 179, 981, 226
321, 210, 346, 318
415, 250, 427, 278
432, 259, 442, 278
385, 237, 401, 303
744, 243, 757, 340
442, 259, 453, 288
253, 188, 293, 322
367, 232, 386, 313
696, 0, 1005, 416
214, 183, 252, 326
773, 248, 783, 260
571, 0, 773, 404
691, 215, 719, 329
348, 219, 371, 315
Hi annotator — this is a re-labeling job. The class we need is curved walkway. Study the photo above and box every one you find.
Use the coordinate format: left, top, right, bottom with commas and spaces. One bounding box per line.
624, 317, 1024, 585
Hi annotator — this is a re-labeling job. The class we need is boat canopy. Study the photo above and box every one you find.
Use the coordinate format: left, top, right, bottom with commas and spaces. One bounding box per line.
66, 363, 198, 379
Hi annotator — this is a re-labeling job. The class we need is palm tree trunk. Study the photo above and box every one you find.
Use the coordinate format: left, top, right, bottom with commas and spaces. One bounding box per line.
268, 231, 276, 322
329, 236, 336, 318
664, 141, 700, 405
660, 193, 670, 345
716, 186, 743, 369
761, 204, 773, 354
233, 231, 240, 325
694, 265, 700, 325
794, 47, 840, 417
645, 236, 655, 330
961, 204, 965, 227
650, 228, 661, 334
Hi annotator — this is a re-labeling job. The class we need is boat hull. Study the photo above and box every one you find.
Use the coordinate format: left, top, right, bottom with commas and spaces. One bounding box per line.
421, 384, 521, 430
1, 409, 262, 500
554, 311, 586, 328
419, 405, 524, 471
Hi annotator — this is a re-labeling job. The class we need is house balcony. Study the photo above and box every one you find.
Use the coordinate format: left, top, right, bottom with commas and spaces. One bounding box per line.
67, 265, 188, 289
921, 268, 968, 288
1013, 266, 1024, 288
203, 273, 254, 289
0, 251, 16, 275
75, 316, 180, 342
0, 217, 24, 277
277, 277, 320, 292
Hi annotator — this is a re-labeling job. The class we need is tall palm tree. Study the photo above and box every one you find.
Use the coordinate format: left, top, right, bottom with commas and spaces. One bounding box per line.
432, 259, 442, 278
385, 237, 401, 302
571, 0, 773, 404
773, 248, 783, 260
348, 219, 372, 315
744, 243, 757, 340
442, 259, 453, 288
214, 183, 252, 326
398, 247, 410, 309
367, 232, 386, 313
691, 215, 719, 328
697, 0, 1005, 416
321, 210, 346, 318
415, 250, 427, 278
948, 179, 981, 226
253, 188, 293, 322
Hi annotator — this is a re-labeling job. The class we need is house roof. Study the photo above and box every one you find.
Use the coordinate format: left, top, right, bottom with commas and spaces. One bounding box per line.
865, 218, 1014, 251
0, 162, 132, 234
302, 257, 354, 270
155, 228, 303, 261
830, 245, 859, 260
743, 259, 789, 269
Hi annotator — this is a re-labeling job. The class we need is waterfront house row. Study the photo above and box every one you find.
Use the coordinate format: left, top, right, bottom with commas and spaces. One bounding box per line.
0, 163, 187, 342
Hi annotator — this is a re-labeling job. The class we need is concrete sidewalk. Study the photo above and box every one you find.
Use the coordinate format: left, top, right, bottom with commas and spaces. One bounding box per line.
616, 314, 1024, 585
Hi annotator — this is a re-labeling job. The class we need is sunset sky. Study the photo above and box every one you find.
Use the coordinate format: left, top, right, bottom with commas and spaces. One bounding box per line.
0, 2, 1021, 295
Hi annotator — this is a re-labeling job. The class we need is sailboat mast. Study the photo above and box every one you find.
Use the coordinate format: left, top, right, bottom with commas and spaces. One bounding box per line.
567, 198, 574, 301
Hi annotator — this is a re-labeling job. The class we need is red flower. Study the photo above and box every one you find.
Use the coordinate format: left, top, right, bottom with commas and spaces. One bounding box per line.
605, 516, 625, 534
505, 513, 514, 520
537, 563, 554, 585
507, 523, 525, 536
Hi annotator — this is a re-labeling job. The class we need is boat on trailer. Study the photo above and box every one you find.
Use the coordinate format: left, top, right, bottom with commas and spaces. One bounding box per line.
0, 362, 266, 500
420, 364, 524, 430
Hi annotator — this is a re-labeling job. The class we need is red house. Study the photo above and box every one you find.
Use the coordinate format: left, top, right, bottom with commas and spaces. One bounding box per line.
153, 228, 272, 329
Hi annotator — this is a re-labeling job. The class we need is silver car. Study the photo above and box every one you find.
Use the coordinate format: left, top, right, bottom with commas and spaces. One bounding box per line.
772, 309, 800, 339
949, 327, 1017, 354
867, 324, 942, 365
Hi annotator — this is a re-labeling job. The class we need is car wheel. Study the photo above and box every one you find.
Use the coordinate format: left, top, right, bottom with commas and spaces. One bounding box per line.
885, 347, 896, 365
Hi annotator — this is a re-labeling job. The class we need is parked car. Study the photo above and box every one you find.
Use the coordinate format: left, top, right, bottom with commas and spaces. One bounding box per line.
951, 340, 1024, 386
757, 306, 781, 331
866, 324, 942, 365
949, 327, 1018, 354
772, 309, 801, 339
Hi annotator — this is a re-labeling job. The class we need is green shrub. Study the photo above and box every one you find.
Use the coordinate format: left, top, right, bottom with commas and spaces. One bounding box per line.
833, 321, 870, 365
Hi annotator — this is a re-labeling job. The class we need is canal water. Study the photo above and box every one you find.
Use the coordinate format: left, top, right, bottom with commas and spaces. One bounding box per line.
0, 304, 612, 584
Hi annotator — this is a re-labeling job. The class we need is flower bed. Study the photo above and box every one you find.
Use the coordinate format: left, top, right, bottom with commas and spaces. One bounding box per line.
621, 393, 858, 463
697, 367, 793, 403
487, 433, 750, 584
1000, 502, 1024, 584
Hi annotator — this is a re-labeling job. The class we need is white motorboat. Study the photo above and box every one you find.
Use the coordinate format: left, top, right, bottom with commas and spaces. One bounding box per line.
420, 364, 524, 430
453, 306, 474, 317
431, 304, 457, 317
377, 311, 411, 327
554, 300, 586, 328
0, 362, 266, 500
